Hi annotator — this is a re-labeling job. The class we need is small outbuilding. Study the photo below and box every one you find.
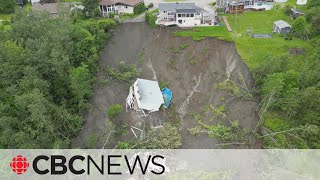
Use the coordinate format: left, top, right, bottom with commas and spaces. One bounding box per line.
16, 0, 24, 8
273, 20, 291, 34
290, 8, 304, 20
126, 78, 164, 113
296, 0, 307, 5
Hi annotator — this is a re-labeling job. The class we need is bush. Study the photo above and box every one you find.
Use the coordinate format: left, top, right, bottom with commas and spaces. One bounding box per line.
283, 4, 293, 15
117, 141, 133, 149
0, 0, 16, 13
107, 104, 123, 118
87, 134, 97, 148
106, 61, 140, 82
133, 2, 145, 15
148, 3, 154, 8
138, 123, 182, 149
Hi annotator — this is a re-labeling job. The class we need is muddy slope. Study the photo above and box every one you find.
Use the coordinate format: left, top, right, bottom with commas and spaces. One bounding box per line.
72, 23, 259, 149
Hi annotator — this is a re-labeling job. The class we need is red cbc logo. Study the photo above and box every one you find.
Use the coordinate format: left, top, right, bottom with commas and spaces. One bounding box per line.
10, 155, 30, 175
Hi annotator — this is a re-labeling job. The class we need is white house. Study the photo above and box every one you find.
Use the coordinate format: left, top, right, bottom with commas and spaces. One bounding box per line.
29, 0, 40, 4
273, 20, 291, 34
126, 78, 164, 113
296, 0, 307, 5
156, 2, 215, 27
99, 0, 144, 17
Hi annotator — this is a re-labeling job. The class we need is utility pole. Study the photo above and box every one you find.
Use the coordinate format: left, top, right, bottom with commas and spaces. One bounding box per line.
234, 0, 238, 42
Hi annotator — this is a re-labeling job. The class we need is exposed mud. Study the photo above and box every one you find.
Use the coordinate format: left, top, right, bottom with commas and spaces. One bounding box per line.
72, 23, 260, 149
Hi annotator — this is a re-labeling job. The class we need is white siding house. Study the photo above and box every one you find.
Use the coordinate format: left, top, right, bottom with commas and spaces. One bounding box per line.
30, 0, 40, 4
99, 0, 144, 17
156, 3, 215, 27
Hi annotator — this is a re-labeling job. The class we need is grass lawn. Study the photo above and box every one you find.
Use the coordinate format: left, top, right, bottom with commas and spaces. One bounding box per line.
175, 8, 311, 69
0, 13, 13, 21
175, 26, 233, 41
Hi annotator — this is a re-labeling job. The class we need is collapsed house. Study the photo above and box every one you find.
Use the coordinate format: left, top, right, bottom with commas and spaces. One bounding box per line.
126, 79, 164, 114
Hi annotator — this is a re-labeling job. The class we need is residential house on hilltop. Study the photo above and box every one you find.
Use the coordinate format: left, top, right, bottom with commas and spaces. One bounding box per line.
156, 2, 215, 27
99, 0, 145, 17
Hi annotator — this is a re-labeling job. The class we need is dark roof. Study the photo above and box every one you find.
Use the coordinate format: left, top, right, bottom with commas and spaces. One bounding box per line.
176, 9, 197, 13
16, 0, 23, 5
252, 34, 272, 38
100, 0, 143, 6
158, 2, 196, 12
291, 8, 304, 14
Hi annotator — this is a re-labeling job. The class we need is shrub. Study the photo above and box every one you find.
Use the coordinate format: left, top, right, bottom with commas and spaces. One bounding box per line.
148, 3, 154, 8
106, 61, 140, 82
117, 141, 133, 149
107, 104, 123, 118
133, 2, 145, 14
87, 134, 97, 148
283, 4, 293, 15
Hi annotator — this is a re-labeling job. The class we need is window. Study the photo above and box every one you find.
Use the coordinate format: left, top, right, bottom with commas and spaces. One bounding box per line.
186, 14, 190, 17
178, 14, 181, 17
191, 13, 194, 17
182, 14, 185, 17
163, 11, 167, 13
125, 6, 128, 8
164, 18, 167, 19
178, 20, 182, 24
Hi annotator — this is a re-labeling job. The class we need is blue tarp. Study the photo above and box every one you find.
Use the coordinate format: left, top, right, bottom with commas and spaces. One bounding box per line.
162, 87, 172, 109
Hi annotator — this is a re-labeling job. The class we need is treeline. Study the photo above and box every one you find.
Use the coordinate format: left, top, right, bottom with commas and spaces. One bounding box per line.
0, 11, 116, 148
254, 1, 320, 148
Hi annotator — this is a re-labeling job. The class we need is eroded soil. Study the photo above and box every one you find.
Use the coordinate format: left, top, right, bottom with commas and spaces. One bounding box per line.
71, 23, 259, 149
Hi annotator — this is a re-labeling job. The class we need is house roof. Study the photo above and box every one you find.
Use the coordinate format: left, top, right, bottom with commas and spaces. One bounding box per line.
158, 2, 196, 12
296, 0, 307, 5
16, 0, 23, 5
100, 0, 143, 6
134, 78, 164, 111
32, 3, 74, 14
274, 20, 291, 29
176, 9, 197, 13
291, 8, 304, 14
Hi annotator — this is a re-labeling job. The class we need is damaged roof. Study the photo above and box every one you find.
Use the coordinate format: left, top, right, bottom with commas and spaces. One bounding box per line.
135, 78, 164, 111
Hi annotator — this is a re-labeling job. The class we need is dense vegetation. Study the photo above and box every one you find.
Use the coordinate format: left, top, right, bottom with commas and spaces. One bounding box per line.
133, 2, 145, 15
254, 1, 320, 148
176, 0, 320, 148
0, 8, 116, 148
0, 0, 16, 13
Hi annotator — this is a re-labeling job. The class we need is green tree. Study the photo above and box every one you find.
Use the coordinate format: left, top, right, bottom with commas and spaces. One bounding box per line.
107, 104, 123, 118
138, 123, 182, 149
0, 0, 16, 13
82, 0, 100, 17
292, 16, 308, 38
69, 63, 92, 112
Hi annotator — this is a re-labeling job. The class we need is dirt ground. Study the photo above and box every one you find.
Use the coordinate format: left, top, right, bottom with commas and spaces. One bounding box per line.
71, 23, 260, 149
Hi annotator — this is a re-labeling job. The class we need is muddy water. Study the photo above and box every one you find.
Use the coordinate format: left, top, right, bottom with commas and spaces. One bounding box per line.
71, 23, 259, 149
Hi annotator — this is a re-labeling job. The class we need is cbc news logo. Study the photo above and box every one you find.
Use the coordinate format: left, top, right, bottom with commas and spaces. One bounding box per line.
10, 155, 30, 175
